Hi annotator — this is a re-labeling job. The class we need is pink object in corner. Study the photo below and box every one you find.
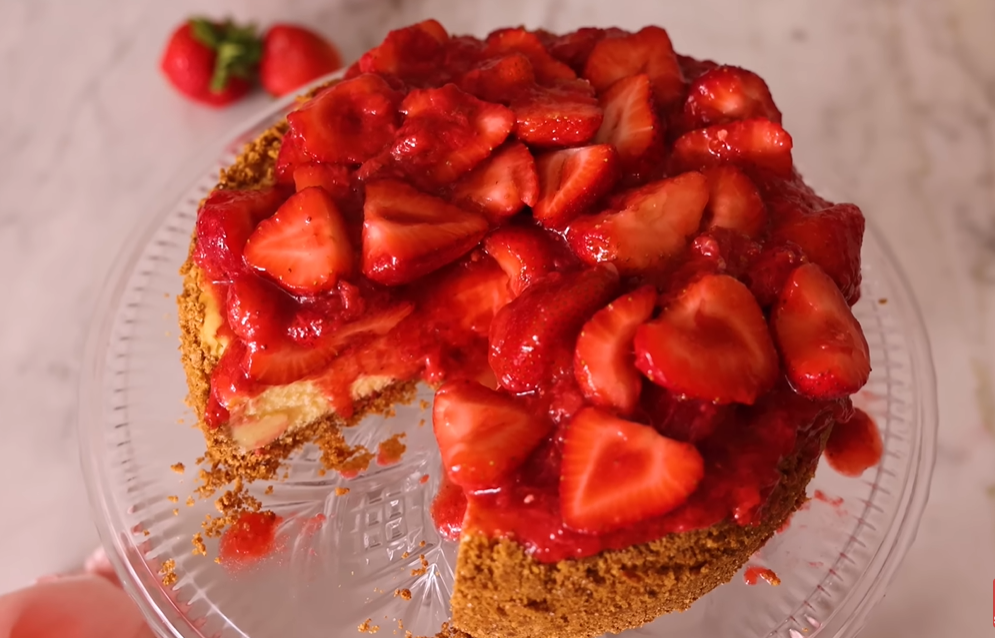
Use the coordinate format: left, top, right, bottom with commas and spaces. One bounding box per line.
0, 548, 153, 638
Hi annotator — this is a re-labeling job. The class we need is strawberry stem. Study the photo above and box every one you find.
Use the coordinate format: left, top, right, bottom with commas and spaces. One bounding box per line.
188, 17, 262, 94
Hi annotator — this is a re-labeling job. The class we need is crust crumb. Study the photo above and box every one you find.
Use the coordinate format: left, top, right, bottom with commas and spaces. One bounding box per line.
410, 554, 429, 577
170, 463, 185, 474
335, 487, 350, 496
394, 588, 412, 601
167, 495, 179, 503
159, 559, 177, 587
192, 533, 207, 556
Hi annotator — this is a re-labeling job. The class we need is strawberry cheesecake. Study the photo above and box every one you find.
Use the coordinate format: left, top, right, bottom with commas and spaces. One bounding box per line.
178, 20, 871, 638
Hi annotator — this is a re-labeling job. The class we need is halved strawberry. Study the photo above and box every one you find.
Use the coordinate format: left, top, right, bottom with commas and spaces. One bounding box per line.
745, 243, 807, 308
357, 19, 450, 86
511, 81, 604, 147
672, 118, 794, 176
684, 65, 782, 129
482, 225, 559, 296
574, 285, 657, 415
532, 144, 619, 228
543, 27, 628, 74
771, 263, 871, 399
489, 265, 620, 393
362, 180, 490, 285
419, 257, 514, 336
450, 141, 539, 223
243, 301, 413, 385
226, 275, 294, 344
583, 26, 684, 107
292, 163, 350, 197
274, 129, 312, 185
593, 74, 663, 176
771, 203, 864, 305
243, 187, 354, 294
433, 380, 554, 489
484, 28, 576, 84
194, 187, 287, 282
458, 54, 536, 103
369, 84, 515, 189
702, 165, 767, 238
286, 74, 403, 165
243, 337, 339, 385
560, 407, 704, 533
566, 171, 709, 275
634, 273, 779, 404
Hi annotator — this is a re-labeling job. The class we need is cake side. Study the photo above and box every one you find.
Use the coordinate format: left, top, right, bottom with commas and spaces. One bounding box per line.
450, 421, 826, 638
176, 120, 420, 497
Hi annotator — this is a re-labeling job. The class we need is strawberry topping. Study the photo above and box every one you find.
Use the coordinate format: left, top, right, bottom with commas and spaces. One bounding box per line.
567, 171, 709, 275
434, 380, 554, 489
191, 23, 872, 564
560, 407, 704, 533
243, 187, 355, 294
771, 263, 871, 399
362, 180, 489, 285
574, 286, 657, 415
533, 144, 619, 228
635, 273, 779, 404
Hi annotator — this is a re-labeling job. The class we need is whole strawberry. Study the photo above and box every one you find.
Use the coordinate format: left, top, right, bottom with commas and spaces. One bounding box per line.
161, 17, 262, 107
260, 24, 343, 97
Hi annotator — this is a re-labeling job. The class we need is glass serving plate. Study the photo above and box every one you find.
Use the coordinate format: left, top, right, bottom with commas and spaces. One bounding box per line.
79, 73, 937, 638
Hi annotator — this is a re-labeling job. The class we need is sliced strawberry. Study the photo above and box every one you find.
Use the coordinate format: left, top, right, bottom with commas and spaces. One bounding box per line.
459, 54, 536, 103
511, 81, 604, 147
450, 141, 539, 223
560, 407, 704, 533
532, 144, 619, 228
208, 339, 252, 422
420, 257, 514, 336
642, 384, 730, 444
771, 263, 871, 399
433, 380, 554, 489
593, 73, 664, 177
677, 54, 719, 83
274, 130, 312, 185
689, 228, 761, 280
243, 187, 354, 294
672, 118, 794, 177
292, 163, 350, 197
635, 273, 779, 404
362, 180, 490, 285
286, 74, 403, 165
702, 165, 766, 238
567, 171, 709, 275
482, 225, 559, 296
772, 203, 865, 305
583, 26, 684, 107
543, 27, 628, 73
244, 301, 413, 385
745, 243, 807, 308
484, 28, 576, 84
357, 20, 451, 86
226, 275, 295, 344
194, 187, 287, 281
489, 265, 619, 393
685, 65, 782, 129
574, 285, 657, 416
243, 336, 339, 385
366, 84, 515, 189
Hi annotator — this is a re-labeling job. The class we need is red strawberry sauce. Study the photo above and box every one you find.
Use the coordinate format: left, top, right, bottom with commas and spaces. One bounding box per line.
219, 511, 281, 565
450, 386, 841, 563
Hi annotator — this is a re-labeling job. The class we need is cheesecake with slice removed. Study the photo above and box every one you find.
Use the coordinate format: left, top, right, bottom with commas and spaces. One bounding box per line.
178, 20, 871, 638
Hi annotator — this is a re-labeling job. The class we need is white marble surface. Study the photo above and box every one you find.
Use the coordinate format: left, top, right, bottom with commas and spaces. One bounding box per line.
0, 0, 993, 635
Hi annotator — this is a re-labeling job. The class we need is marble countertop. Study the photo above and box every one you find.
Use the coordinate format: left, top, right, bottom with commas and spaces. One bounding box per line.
1, 0, 993, 636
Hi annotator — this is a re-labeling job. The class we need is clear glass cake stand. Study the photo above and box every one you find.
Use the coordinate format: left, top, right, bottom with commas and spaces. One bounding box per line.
79, 73, 937, 638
